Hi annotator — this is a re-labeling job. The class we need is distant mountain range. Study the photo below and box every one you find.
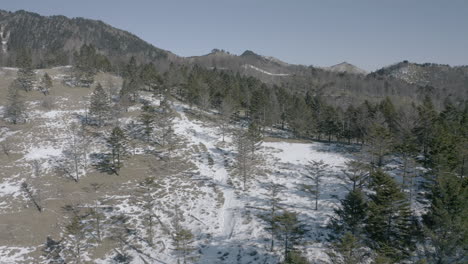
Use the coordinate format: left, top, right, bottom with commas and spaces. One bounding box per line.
0, 9, 466, 105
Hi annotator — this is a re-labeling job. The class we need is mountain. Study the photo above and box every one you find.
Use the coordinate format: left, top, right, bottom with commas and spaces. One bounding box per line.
325, 62, 367, 75
0, 9, 176, 68
0, 9, 466, 107
186, 49, 296, 82
374, 61, 468, 92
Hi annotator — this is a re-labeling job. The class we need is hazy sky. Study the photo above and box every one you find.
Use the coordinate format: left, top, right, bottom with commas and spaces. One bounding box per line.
1, 0, 467, 71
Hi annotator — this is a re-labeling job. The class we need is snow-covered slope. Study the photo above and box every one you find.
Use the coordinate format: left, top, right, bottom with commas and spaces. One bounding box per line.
0, 69, 424, 263
242, 64, 291, 76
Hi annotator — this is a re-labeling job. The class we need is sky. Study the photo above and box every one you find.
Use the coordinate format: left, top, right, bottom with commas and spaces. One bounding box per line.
1, 0, 467, 71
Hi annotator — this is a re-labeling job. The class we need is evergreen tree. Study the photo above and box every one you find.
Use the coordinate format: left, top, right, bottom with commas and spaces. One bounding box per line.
338, 160, 369, 191
16, 48, 36, 92
5, 80, 26, 124
140, 62, 162, 92
218, 98, 235, 142
422, 173, 467, 264
302, 160, 329, 210
233, 129, 259, 191
287, 96, 311, 137
329, 189, 368, 239
415, 96, 437, 159
365, 114, 393, 167
279, 251, 310, 264
105, 127, 128, 174
378, 97, 398, 133
39, 73, 53, 95
327, 232, 369, 264
42, 236, 65, 264
319, 105, 340, 142
155, 98, 175, 147
139, 104, 156, 142
173, 229, 197, 264
172, 207, 198, 263
89, 83, 110, 126
17, 67, 36, 92
366, 170, 415, 261
261, 183, 285, 252
247, 121, 263, 154
273, 211, 304, 263
63, 215, 87, 263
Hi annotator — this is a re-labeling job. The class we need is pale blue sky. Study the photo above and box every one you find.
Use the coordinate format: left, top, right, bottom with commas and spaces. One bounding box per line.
1, 0, 467, 71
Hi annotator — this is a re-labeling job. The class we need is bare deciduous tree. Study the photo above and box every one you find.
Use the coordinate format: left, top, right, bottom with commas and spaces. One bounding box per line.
232, 129, 262, 191
21, 181, 42, 212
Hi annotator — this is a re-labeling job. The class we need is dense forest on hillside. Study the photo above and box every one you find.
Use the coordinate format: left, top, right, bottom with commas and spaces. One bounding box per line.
1, 9, 467, 110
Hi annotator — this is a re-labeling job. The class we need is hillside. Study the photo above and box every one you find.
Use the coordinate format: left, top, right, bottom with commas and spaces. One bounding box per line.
373, 61, 468, 99
1, 61, 464, 263
1, 9, 467, 108
0, 67, 362, 263
0, 10, 175, 68
0, 7, 467, 263
324, 62, 367, 75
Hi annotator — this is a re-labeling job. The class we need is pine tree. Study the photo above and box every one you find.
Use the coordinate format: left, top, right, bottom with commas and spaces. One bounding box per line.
287, 96, 311, 137
42, 236, 65, 263
172, 207, 198, 263
140, 62, 162, 92
233, 129, 260, 191
366, 170, 415, 261
319, 105, 340, 142
39, 73, 53, 95
329, 189, 368, 239
365, 114, 393, 167
218, 98, 234, 142
422, 173, 467, 264
139, 104, 156, 142
327, 232, 369, 264
415, 96, 437, 159
105, 127, 128, 174
338, 160, 369, 191
302, 160, 329, 210
378, 97, 398, 133
261, 183, 285, 252
16, 48, 36, 92
279, 251, 310, 264
89, 83, 110, 126
273, 211, 304, 263
247, 121, 263, 154
155, 98, 175, 147
5, 80, 26, 124
63, 215, 87, 263
173, 229, 197, 264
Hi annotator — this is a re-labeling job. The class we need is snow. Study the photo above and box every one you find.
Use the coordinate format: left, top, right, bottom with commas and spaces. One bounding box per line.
0, 89, 426, 263
242, 64, 290, 76
23, 146, 63, 160
0, 179, 21, 197
0, 247, 35, 263
264, 141, 349, 168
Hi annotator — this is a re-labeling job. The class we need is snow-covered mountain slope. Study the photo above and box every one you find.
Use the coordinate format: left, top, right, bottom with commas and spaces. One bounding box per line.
0, 69, 425, 263
242, 64, 291, 76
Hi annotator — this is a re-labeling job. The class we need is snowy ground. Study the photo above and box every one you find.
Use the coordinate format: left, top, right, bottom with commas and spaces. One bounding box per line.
92, 98, 353, 263
0, 88, 354, 263
0, 71, 424, 263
